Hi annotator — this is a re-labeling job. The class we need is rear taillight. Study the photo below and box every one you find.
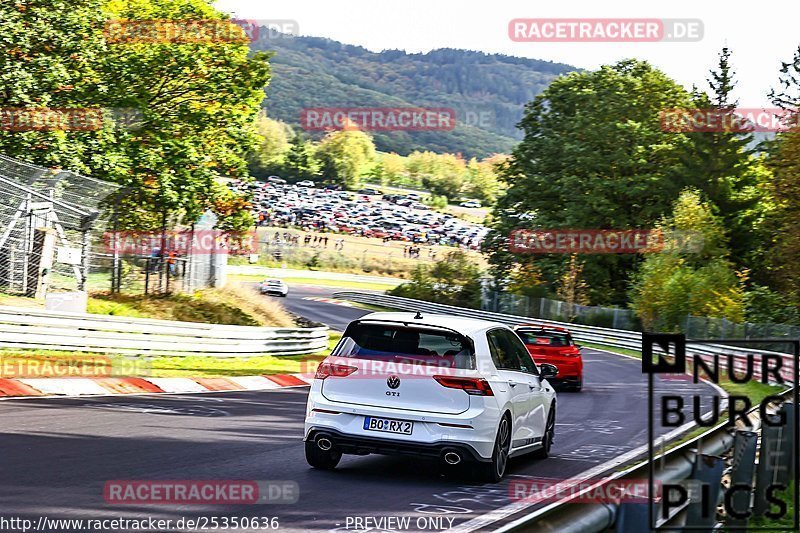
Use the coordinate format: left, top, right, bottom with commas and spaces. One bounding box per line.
564, 347, 582, 356
433, 375, 494, 396
315, 362, 358, 380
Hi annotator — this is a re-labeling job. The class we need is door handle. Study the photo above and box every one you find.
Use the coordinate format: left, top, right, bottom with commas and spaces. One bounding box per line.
508, 380, 519, 387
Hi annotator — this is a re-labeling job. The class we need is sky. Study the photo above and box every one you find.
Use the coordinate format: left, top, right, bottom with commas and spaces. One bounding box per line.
214, 0, 799, 108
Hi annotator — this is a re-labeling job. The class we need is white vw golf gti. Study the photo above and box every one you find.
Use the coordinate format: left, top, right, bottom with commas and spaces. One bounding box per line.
304, 312, 558, 481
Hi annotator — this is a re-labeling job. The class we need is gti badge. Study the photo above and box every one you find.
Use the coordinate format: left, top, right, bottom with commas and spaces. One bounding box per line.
387, 375, 401, 389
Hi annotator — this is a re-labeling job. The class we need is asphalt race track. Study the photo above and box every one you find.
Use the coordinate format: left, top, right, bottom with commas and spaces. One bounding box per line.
0, 287, 720, 532
259, 283, 373, 331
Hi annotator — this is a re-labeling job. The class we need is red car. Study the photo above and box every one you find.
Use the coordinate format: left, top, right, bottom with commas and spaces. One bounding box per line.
513, 324, 583, 391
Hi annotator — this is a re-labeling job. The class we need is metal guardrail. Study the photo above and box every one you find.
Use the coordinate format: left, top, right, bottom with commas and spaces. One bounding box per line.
497, 390, 795, 532
0, 305, 329, 356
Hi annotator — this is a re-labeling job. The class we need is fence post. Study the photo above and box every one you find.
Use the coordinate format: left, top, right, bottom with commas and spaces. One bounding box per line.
774, 403, 795, 488
683, 453, 725, 529
753, 406, 795, 517
144, 257, 150, 295
726, 430, 758, 529
615, 501, 649, 533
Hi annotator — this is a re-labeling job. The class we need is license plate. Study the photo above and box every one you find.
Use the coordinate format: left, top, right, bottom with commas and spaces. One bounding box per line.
363, 416, 413, 435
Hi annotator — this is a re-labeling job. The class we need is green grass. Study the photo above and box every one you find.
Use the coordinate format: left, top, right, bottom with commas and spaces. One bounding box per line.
147, 333, 340, 378
147, 352, 326, 377
586, 342, 785, 400
752, 483, 796, 530
347, 301, 396, 313
0, 344, 334, 379
87, 286, 295, 327
582, 341, 642, 359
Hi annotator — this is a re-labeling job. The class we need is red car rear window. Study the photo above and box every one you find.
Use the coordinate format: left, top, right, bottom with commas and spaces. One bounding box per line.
517, 330, 572, 346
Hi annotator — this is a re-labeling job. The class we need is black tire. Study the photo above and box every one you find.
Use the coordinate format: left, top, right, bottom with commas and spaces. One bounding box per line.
476, 415, 511, 483
570, 380, 583, 392
305, 440, 342, 470
533, 403, 556, 459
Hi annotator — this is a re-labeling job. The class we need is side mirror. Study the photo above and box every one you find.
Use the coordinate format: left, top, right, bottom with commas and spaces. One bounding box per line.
540, 363, 558, 379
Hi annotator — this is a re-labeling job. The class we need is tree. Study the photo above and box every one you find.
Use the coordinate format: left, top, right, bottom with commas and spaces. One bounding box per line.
486, 60, 695, 305
317, 130, 376, 189
389, 250, 482, 308
463, 156, 504, 203
370, 152, 406, 185
556, 255, 590, 321
280, 133, 321, 181
678, 48, 762, 270
406, 151, 466, 198
0, 0, 272, 232
764, 45, 800, 308
0, 0, 113, 171
247, 114, 292, 178
629, 190, 745, 331
101, 0, 272, 230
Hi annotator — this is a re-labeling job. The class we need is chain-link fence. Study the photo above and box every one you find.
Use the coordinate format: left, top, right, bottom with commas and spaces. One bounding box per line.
0, 155, 119, 297
0, 154, 226, 300
483, 291, 800, 340
95, 224, 232, 296
484, 292, 641, 330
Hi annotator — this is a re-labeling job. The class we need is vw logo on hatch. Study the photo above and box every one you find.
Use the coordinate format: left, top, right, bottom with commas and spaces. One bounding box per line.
387, 375, 401, 389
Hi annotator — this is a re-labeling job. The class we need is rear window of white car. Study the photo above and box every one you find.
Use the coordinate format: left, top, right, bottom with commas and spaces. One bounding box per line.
333, 323, 476, 369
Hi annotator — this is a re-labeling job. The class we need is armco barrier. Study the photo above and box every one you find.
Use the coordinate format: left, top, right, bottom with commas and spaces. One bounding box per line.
0, 305, 328, 356
331, 292, 796, 382
493, 390, 796, 533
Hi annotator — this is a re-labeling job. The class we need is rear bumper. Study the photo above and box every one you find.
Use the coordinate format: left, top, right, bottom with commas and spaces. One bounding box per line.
534, 357, 583, 379
305, 427, 491, 463
261, 288, 287, 295
550, 376, 582, 386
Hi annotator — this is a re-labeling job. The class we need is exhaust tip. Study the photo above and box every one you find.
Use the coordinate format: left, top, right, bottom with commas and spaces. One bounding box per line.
316, 437, 333, 451
443, 451, 461, 465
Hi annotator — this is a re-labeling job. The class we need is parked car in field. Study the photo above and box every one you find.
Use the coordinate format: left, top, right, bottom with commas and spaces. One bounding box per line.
267, 176, 287, 184
304, 312, 558, 482
297, 180, 315, 188
259, 279, 289, 297
460, 200, 482, 208
513, 324, 583, 391
358, 187, 381, 195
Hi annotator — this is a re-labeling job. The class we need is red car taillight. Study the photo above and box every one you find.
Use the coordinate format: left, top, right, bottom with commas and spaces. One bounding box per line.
433, 376, 494, 396
315, 362, 358, 379
563, 347, 582, 357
